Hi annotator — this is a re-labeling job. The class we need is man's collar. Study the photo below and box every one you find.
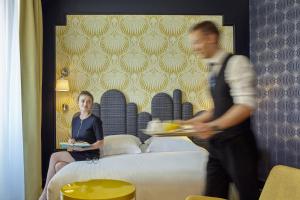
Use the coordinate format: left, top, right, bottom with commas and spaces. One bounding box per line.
203, 49, 228, 66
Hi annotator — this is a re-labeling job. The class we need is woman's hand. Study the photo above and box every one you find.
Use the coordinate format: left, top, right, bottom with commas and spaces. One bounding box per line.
72, 147, 84, 151
68, 138, 75, 144
67, 146, 84, 152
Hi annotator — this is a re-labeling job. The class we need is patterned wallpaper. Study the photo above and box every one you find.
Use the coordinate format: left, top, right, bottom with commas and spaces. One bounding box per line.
55, 15, 234, 146
250, 0, 300, 179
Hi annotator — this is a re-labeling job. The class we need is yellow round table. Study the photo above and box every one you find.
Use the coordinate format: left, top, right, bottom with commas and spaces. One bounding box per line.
60, 179, 136, 200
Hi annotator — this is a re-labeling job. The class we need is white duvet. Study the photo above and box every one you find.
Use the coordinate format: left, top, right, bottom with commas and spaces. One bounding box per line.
47, 149, 208, 200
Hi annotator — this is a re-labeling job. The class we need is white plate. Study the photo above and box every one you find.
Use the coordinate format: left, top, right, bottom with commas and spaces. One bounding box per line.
60, 142, 91, 149
142, 128, 200, 137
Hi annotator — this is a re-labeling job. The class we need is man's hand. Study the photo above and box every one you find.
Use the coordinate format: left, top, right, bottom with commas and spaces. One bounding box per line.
193, 123, 211, 132
193, 123, 216, 139
174, 120, 186, 125
196, 131, 214, 139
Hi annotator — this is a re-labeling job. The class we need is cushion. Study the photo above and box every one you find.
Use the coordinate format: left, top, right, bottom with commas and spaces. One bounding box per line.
101, 134, 142, 157
144, 136, 200, 153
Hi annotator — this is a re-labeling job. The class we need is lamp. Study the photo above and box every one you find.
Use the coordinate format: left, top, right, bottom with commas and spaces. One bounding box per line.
56, 67, 70, 112
56, 79, 69, 91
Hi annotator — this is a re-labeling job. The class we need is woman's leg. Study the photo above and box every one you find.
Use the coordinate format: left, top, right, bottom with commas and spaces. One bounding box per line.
39, 151, 75, 200
54, 161, 69, 173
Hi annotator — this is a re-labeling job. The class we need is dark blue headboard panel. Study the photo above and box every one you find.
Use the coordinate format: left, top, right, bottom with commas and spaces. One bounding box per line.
173, 89, 182, 120
100, 90, 127, 136
152, 93, 173, 121
126, 103, 138, 136
92, 103, 101, 118
138, 112, 152, 142
97, 89, 195, 142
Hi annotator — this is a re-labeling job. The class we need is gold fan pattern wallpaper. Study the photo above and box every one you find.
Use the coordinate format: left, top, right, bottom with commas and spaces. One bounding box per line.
56, 15, 234, 146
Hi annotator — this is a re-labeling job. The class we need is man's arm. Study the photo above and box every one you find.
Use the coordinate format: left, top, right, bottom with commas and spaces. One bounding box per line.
193, 55, 256, 139
209, 55, 256, 129
207, 104, 253, 131
182, 109, 214, 124
192, 104, 253, 139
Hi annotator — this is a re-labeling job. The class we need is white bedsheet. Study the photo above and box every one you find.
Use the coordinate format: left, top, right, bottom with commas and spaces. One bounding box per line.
47, 149, 208, 200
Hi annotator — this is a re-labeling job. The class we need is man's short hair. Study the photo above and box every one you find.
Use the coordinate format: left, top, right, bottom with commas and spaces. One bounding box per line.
189, 21, 220, 37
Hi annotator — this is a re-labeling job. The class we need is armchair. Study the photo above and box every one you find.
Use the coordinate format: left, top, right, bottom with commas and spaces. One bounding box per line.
186, 165, 300, 200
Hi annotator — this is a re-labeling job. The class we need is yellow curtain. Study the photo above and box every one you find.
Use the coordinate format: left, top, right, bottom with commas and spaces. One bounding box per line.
20, 0, 43, 199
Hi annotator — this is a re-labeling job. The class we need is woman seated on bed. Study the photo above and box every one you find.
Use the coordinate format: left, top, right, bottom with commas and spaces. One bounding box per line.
39, 90, 104, 200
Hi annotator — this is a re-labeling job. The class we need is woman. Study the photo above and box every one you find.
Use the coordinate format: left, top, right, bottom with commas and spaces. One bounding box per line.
39, 91, 104, 200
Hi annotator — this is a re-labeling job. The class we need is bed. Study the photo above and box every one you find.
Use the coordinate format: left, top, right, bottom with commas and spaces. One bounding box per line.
47, 89, 208, 200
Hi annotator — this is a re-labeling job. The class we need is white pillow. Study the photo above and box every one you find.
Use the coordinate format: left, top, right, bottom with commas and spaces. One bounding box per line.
144, 136, 200, 153
101, 134, 142, 157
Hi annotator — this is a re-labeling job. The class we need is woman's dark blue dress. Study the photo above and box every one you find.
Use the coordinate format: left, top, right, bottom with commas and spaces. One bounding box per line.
69, 114, 103, 161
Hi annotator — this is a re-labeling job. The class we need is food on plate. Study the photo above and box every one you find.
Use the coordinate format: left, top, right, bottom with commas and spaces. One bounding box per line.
146, 119, 181, 133
146, 119, 164, 132
162, 122, 180, 132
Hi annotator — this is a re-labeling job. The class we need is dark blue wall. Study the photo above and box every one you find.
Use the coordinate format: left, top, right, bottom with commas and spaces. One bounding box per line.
250, 0, 300, 179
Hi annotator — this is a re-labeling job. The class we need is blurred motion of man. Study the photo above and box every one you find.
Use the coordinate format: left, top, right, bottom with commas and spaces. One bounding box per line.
183, 21, 259, 200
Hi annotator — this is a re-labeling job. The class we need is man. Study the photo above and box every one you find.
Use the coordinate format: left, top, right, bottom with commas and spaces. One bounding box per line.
184, 21, 259, 200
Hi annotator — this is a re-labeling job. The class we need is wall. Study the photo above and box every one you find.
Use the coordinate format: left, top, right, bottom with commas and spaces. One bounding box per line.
42, 0, 249, 182
55, 15, 234, 146
250, 0, 300, 179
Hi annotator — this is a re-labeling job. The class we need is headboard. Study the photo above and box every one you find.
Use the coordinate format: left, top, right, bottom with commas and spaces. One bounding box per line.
90, 89, 196, 142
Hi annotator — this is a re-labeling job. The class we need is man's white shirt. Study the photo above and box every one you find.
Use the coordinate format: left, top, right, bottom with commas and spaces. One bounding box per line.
204, 49, 257, 109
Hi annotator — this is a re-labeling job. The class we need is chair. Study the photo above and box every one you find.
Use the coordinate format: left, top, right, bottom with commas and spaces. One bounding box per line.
185, 165, 300, 200
185, 196, 225, 200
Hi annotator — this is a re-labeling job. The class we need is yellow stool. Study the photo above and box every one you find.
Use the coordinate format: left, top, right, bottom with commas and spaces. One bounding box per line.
60, 179, 135, 200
